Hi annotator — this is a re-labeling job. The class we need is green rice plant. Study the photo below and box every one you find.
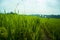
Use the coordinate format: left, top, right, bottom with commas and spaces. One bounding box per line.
0, 13, 60, 40
0, 27, 8, 40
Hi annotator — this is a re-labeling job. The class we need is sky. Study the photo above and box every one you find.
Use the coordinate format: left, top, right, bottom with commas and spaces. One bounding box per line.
0, 0, 60, 15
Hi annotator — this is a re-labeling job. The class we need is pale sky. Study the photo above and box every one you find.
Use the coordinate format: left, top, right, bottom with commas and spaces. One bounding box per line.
0, 0, 60, 15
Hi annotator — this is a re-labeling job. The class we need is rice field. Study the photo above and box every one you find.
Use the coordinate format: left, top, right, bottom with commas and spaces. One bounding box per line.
0, 13, 60, 40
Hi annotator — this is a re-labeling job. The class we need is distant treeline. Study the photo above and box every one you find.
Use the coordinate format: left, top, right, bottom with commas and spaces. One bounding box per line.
40, 15, 60, 18
0, 12, 60, 18
31, 14, 60, 18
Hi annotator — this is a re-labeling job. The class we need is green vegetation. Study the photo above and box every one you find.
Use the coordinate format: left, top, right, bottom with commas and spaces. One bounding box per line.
0, 13, 60, 40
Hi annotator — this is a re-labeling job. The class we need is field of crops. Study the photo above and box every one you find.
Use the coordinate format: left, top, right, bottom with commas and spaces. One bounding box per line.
0, 13, 60, 40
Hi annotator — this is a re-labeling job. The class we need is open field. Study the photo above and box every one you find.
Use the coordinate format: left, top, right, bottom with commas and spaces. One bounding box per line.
0, 13, 60, 40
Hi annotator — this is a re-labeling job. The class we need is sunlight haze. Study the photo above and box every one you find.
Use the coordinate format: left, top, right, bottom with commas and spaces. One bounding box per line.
0, 0, 60, 15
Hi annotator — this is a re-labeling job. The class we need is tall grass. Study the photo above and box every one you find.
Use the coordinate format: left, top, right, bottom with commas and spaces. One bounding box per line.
0, 13, 60, 40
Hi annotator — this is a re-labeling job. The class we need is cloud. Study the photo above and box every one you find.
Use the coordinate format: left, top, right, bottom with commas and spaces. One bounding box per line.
47, 0, 60, 9
0, 0, 60, 14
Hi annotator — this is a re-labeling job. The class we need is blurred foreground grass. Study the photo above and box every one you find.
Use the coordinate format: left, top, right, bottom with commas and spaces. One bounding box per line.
0, 13, 60, 40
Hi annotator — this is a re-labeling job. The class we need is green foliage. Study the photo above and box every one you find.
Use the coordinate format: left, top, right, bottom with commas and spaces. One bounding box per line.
0, 27, 8, 40
0, 13, 60, 40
